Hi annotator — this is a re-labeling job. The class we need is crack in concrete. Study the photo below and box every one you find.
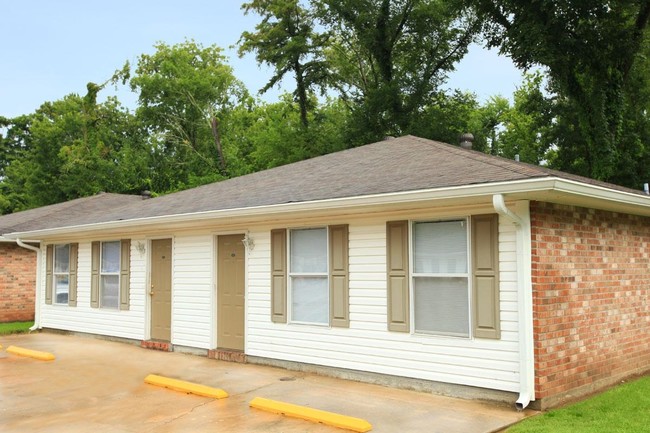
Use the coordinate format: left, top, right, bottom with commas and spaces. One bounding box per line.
160, 398, 215, 426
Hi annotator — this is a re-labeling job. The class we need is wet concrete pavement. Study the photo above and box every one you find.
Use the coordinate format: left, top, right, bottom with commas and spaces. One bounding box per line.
0, 333, 534, 432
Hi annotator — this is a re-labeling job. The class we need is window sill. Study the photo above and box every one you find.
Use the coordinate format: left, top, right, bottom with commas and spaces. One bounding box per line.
288, 321, 330, 329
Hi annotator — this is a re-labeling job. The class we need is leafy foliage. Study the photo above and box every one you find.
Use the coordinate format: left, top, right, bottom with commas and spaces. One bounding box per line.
4, 1, 650, 215
0, 93, 148, 213
130, 40, 249, 192
317, 0, 480, 143
239, 0, 329, 127
471, 0, 650, 186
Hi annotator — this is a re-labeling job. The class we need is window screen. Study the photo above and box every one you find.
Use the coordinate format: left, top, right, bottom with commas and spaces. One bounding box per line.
54, 244, 70, 304
101, 241, 120, 309
413, 220, 469, 336
290, 228, 328, 324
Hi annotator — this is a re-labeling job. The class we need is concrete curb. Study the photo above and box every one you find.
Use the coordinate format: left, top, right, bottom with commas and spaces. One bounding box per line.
6, 345, 55, 361
250, 396, 372, 432
144, 374, 228, 399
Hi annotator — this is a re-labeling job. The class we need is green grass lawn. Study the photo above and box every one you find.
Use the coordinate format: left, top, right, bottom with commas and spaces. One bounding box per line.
508, 376, 650, 433
0, 321, 34, 335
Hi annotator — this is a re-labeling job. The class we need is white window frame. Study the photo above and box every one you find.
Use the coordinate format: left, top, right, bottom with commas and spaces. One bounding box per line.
53, 244, 70, 305
288, 227, 330, 326
100, 240, 121, 309
410, 218, 472, 338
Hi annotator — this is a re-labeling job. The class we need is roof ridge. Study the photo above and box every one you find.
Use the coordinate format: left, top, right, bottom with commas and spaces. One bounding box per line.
405, 135, 550, 179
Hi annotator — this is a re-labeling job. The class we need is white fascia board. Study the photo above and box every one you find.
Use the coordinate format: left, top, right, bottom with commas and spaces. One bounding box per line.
5, 177, 650, 240
551, 178, 650, 207
0, 236, 39, 243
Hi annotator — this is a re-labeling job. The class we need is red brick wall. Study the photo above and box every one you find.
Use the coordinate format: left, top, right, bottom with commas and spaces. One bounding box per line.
0, 243, 36, 322
531, 201, 650, 405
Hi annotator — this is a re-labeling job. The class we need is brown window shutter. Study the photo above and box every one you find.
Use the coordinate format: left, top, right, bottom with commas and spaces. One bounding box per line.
471, 214, 501, 339
91, 241, 100, 308
329, 224, 349, 328
120, 239, 131, 310
387, 221, 409, 332
68, 243, 78, 307
45, 245, 53, 305
270, 229, 287, 323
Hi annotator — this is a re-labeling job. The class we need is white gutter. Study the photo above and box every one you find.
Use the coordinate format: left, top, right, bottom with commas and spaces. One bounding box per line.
493, 195, 535, 410
16, 239, 42, 332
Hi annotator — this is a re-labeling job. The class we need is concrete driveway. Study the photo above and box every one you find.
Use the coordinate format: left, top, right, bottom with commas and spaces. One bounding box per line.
0, 333, 533, 433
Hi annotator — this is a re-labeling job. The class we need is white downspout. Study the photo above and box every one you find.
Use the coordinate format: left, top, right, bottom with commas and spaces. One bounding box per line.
493, 194, 535, 410
16, 239, 42, 332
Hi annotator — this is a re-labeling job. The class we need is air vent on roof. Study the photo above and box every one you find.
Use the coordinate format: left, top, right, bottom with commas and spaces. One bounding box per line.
141, 190, 152, 200
644, 183, 649, 195
459, 133, 474, 150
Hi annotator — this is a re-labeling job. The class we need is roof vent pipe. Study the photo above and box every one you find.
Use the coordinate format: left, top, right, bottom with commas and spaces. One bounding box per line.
459, 133, 474, 150
644, 183, 649, 195
515, 154, 520, 162
141, 190, 152, 200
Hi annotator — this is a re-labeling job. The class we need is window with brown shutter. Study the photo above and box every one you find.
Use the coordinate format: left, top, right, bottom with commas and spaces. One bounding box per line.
46, 243, 78, 307
386, 215, 501, 339
90, 240, 130, 310
271, 225, 350, 327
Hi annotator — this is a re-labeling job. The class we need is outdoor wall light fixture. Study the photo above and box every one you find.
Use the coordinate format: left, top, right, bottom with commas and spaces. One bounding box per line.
135, 241, 146, 256
242, 233, 255, 253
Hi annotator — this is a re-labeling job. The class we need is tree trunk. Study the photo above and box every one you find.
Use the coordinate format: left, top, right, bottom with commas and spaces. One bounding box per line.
210, 117, 227, 176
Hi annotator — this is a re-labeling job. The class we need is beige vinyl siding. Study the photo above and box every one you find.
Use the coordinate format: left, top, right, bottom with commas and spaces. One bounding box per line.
40, 240, 146, 340
246, 216, 521, 393
171, 234, 212, 349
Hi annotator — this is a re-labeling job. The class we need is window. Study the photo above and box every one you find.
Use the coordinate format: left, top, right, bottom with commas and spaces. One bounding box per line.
270, 225, 349, 327
91, 239, 130, 310
290, 228, 329, 324
387, 215, 500, 339
413, 220, 469, 336
53, 244, 70, 304
45, 243, 77, 306
100, 241, 121, 309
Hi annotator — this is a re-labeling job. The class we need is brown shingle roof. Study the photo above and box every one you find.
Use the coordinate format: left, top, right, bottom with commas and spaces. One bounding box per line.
116, 135, 643, 220
0, 193, 144, 235
2, 135, 647, 234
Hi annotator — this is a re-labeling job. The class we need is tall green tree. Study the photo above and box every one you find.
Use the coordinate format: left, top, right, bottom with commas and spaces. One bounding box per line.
471, 0, 650, 185
242, 94, 349, 170
0, 92, 148, 213
317, 0, 480, 143
130, 41, 250, 192
239, 0, 329, 128
498, 73, 556, 165
408, 90, 480, 146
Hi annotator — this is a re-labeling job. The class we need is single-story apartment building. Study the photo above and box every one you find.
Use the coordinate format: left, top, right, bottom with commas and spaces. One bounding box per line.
4, 135, 650, 410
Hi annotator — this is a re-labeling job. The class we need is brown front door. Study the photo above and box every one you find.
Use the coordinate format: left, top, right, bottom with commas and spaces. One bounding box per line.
217, 234, 245, 351
150, 239, 172, 341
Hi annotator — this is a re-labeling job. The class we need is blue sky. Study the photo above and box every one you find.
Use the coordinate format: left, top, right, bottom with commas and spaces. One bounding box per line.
0, 0, 525, 119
